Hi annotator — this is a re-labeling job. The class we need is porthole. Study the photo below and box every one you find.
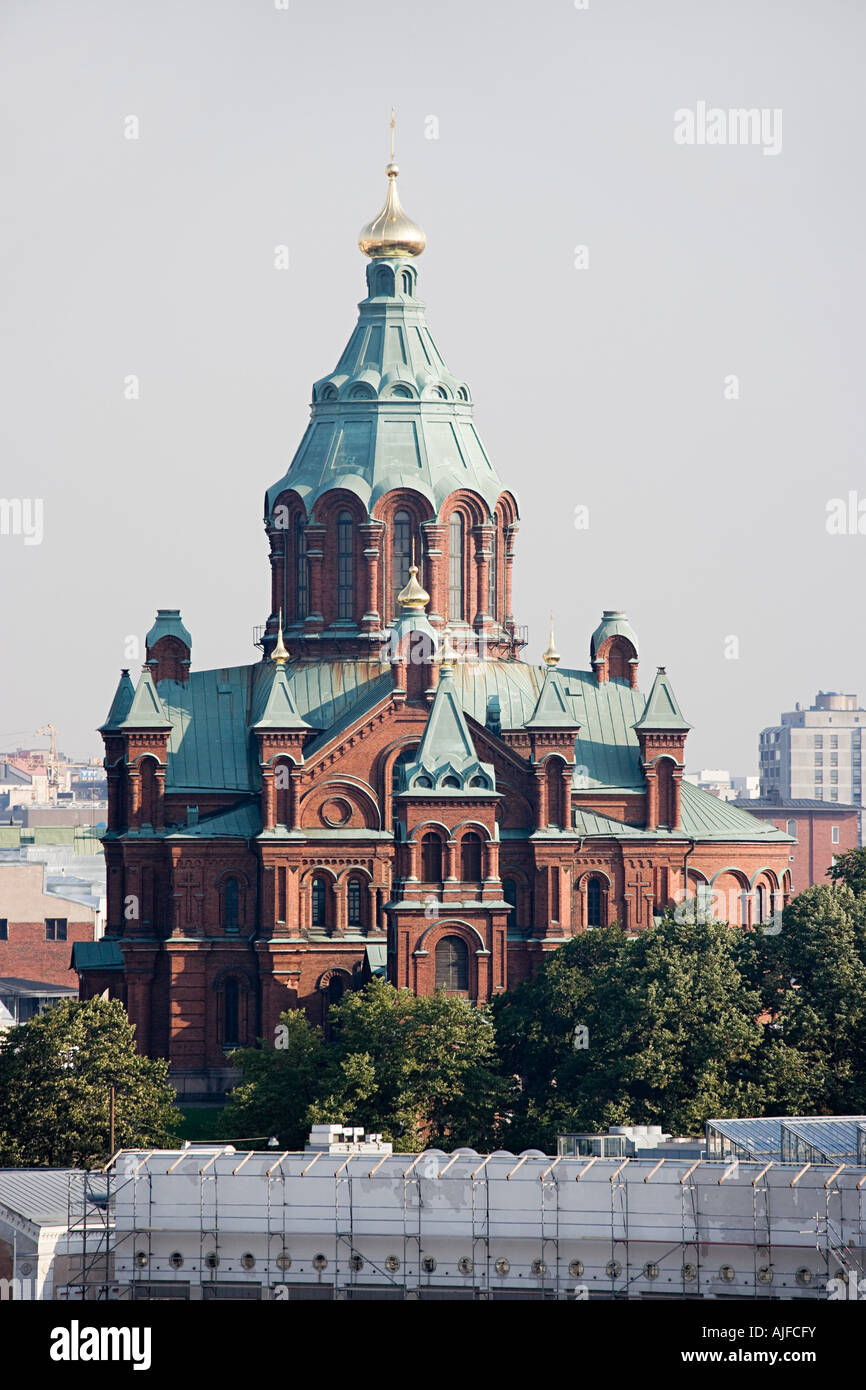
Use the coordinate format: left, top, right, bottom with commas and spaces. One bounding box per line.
605, 1260, 621, 1279
169, 1252, 184, 1270
205, 1252, 220, 1270
421, 1256, 437, 1273
241, 1253, 256, 1270
385, 1255, 400, 1273
134, 1251, 149, 1269
757, 1266, 773, 1284
568, 1260, 584, 1279
458, 1257, 473, 1275
719, 1265, 736, 1283
348, 1255, 363, 1272
795, 1267, 813, 1287
276, 1252, 292, 1271
494, 1258, 510, 1276
313, 1253, 328, 1271
531, 1258, 547, 1276
682, 1263, 698, 1282
644, 1262, 659, 1281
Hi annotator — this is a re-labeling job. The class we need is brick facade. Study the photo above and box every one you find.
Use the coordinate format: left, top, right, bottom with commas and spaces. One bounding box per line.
0, 864, 97, 988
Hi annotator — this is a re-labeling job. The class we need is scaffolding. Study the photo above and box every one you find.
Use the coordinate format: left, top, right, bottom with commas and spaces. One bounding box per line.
64, 1149, 866, 1302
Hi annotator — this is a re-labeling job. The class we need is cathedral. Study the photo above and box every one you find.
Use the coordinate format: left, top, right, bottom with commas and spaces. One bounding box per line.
77, 148, 793, 1097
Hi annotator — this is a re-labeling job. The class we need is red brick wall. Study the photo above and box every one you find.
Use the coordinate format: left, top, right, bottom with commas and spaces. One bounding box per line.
0, 920, 95, 987
745, 809, 859, 893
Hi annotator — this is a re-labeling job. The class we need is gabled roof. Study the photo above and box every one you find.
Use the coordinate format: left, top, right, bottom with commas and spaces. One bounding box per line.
524, 666, 577, 729
633, 668, 691, 732
99, 670, 135, 732
400, 670, 496, 794
118, 669, 172, 731
251, 664, 310, 732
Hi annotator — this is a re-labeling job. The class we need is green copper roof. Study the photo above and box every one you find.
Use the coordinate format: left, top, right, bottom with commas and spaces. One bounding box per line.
265, 258, 514, 521
524, 666, 577, 729
165, 802, 262, 840
400, 670, 496, 794
72, 940, 124, 971
573, 783, 791, 843
119, 669, 173, 731
145, 609, 191, 650
590, 610, 639, 659
251, 663, 310, 732
133, 655, 789, 846
100, 670, 135, 732
633, 668, 692, 732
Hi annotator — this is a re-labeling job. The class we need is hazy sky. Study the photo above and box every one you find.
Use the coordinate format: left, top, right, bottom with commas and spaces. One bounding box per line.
1, 0, 863, 769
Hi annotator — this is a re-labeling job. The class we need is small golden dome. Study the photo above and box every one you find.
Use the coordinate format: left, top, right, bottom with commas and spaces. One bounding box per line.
358, 162, 426, 259
542, 613, 561, 668
439, 629, 459, 673
271, 609, 290, 668
396, 564, 430, 611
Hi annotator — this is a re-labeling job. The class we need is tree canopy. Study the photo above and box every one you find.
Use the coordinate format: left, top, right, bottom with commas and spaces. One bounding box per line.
222, 978, 511, 1152
0, 997, 180, 1168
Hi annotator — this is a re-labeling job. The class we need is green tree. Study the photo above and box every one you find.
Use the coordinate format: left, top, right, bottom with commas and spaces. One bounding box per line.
745, 884, 866, 1113
494, 917, 774, 1149
827, 845, 866, 898
0, 998, 179, 1168
220, 1008, 327, 1150
224, 980, 512, 1152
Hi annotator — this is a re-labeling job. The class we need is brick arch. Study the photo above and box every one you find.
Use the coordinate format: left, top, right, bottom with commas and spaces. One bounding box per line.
300, 778, 381, 831
451, 818, 494, 841
309, 489, 368, 627
595, 633, 638, 688
372, 489, 435, 624
376, 736, 422, 810
417, 917, 487, 953
407, 819, 452, 842
440, 491, 488, 627
268, 489, 310, 628
576, 869, 612, 928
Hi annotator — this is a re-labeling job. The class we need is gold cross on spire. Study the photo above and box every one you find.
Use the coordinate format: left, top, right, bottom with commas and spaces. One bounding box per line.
390, 106, 396, 163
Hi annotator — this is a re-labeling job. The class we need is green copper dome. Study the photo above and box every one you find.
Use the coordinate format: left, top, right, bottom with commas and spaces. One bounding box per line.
266, 255, 514, 521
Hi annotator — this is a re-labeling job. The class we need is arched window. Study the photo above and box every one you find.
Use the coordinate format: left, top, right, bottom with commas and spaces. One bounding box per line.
786, 819, 797, 838
421, 832, 443, 884
435, 936, 469, 992
586, 877, 603, 928
329, 973, 346, 1006
488, 519, 497, 619
223, 978, 240, 1048
392, 510, 413, 615
311, 877, 327, 928
347, 876, 363, 928
295, 514, 309, 621
337, 510, 354, 620
222, 877, 239, 932
756, 883, 768, 924
461, 832, 483, 882
400, 269, 413, 295
448, 513, 464, 621
503, 878, 518, 931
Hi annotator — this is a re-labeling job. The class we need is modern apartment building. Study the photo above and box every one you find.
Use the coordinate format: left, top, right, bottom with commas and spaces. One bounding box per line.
760, 693, 865, 833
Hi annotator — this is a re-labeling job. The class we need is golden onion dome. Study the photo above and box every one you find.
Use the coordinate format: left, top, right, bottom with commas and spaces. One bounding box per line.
359, 112, 426, 259
358, 162, 426, 259
396, 563, 430, 611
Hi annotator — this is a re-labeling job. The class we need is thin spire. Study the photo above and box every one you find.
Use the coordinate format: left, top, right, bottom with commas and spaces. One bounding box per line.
542, 612, 561, 667
271, 609, 290, 667
390, 105, 396, 163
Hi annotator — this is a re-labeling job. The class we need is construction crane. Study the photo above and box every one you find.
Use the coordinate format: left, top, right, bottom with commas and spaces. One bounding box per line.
36, 724, 60, 786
